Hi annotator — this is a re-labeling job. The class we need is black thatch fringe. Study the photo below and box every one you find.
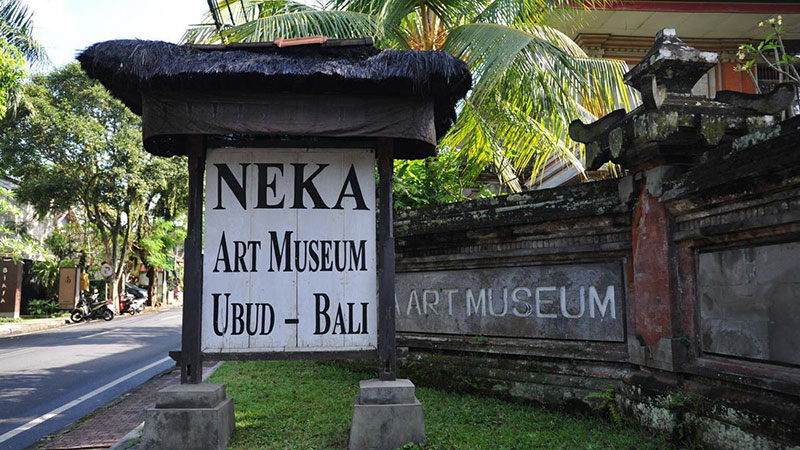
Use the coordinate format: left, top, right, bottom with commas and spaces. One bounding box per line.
77, 40, 471, 140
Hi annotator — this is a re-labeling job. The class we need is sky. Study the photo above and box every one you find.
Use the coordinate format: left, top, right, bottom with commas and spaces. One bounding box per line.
27, 0, 210, 69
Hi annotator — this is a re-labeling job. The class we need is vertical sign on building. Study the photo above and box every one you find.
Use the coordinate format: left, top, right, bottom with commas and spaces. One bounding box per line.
0, 259, 22, 318
202, 148, 377, 354
58, 267, 80, 310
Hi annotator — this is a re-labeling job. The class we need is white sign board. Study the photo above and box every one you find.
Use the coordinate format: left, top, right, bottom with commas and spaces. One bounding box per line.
202, 148, 377, 354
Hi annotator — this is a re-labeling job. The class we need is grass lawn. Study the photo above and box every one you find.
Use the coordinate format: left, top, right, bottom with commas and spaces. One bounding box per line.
209, 360, 675, 450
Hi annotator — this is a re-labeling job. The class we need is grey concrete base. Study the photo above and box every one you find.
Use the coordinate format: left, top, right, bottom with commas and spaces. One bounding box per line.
140, 383, 234, 450
349, 379, 425, 450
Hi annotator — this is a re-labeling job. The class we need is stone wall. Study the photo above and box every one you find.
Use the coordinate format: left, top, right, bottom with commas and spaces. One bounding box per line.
392, 114, 800, 449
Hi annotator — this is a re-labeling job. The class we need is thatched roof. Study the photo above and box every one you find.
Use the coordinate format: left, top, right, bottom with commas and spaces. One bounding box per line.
78, 39, 471, 157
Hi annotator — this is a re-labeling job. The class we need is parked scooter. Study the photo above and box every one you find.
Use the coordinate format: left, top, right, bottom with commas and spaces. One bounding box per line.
71, 290, 115, 322
120, 293, 146, 315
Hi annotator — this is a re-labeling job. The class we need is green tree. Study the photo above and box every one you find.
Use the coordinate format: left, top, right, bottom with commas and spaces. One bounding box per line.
0, 38, 24, 118
0, 184, 47, 259
134, 217, 186, 305
130, 151, 188, 304
736, 16, 799, 92
0, 185, 22, 236
184, 0, 636, 192
735, 15, 799, 119
139, 219, 185, 272
393, 149, 491, 210
44, 222, 91, 261
0, 63, 187, 301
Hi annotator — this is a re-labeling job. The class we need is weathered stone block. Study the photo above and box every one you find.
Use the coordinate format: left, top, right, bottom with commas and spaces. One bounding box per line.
358, 379, 416, 404
155, 383, 227, 408
349, 379, 425, 450
395, 262, 625, 342
141, 383, 235, 450
698, 242, 800, 365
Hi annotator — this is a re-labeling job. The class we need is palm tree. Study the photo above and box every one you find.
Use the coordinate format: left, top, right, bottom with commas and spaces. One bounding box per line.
1, 0, 46, 63
1, 0, 46, 118
183, 0, 636, 192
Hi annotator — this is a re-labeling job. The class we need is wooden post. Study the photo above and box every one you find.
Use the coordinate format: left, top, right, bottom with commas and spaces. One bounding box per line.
377, 138, 396, 381
182, 136, 205, 384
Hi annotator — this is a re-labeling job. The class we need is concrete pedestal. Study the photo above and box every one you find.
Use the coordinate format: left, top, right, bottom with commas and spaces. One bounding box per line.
349, 379, 425, 450
141, 383, 234, 450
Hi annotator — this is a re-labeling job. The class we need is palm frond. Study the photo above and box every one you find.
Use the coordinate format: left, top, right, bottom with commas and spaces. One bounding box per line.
220, 0, 316, 25
443, 93, 585, 191
182, 24, 223, 45
190, 10, 377, 43
514, 23, 589, 57
185, 0, 634, 191
442, 22, 637, 188
232, 10, 377, 42
473, 0, 609, 28
183, 0, 318, 43
571, 56, 638, 114
0, 0, 46, 63
444, 23, 578, 106
326, 0, 387, 18
443, 100, 523, 191
377, 0, 475, 34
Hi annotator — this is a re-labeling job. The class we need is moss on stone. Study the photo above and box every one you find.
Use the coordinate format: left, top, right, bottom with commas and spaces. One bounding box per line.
700, 114, 727, 146
733, 124, 782, 152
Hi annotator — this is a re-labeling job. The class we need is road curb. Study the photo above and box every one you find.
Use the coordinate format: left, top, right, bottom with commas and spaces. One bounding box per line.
0, 305, 181, 339
108, 361, 225, 450
0, 317, 73, 338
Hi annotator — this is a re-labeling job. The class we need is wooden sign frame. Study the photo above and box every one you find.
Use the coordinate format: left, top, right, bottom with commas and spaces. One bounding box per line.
180, 136, 396, 383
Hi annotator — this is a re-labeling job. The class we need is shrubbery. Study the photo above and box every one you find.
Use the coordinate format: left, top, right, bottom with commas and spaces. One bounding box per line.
26, 298, 59, 317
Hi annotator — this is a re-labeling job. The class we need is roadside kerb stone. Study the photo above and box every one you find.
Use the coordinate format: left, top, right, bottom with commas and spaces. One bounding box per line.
0, 305, 180, 338
0, 317, 73, 337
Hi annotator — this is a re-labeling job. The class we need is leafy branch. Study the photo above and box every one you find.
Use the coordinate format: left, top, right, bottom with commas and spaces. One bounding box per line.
735, 15, 800, 96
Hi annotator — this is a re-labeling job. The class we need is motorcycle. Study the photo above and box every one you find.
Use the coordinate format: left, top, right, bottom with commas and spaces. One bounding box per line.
120, 293, 146, 315
71, 290, 115, 322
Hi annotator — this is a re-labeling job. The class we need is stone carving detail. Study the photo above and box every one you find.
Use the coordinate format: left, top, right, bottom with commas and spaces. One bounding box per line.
715, 83, 797, 115
568, 109, 626, 145
568, 28, 790, 172
624, 28, 718, 109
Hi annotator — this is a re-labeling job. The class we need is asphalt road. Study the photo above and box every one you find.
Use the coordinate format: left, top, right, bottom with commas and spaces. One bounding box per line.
0, 309, 181, 450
